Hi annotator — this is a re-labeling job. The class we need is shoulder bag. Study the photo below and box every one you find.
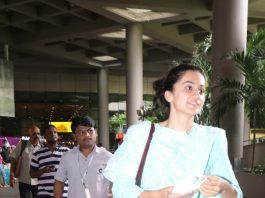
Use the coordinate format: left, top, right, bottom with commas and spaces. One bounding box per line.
135, 123, 155, 187
14, 140, 28, 178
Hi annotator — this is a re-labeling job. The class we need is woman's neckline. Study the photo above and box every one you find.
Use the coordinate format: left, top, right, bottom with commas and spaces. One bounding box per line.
156, 122, 195, 134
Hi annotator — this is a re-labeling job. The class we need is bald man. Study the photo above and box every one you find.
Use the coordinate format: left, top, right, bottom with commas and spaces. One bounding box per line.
10, 125, 43, 198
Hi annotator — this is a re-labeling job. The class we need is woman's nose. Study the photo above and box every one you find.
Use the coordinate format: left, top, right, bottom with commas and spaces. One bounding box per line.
192, 89, 201, 97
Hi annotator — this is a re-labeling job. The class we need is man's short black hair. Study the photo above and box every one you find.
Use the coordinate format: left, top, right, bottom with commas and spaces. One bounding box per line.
43, 124, 57, 135
71, 115, 96, 133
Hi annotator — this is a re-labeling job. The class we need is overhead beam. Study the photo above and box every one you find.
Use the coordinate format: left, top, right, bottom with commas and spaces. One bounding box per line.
14, 19, 121, 45
143, 22, 195, 54
15, 43, 102, 67
67, 0, 210, 12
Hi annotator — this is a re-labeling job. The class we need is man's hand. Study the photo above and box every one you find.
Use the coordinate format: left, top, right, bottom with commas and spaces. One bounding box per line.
9, 174, 16, 188
30, 166, 56, 178
42, 166, 56, 173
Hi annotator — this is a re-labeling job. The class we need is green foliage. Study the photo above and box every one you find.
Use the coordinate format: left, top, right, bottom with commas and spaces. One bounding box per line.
109, 103, 166, 132
109, 112, 126, 133
138, 103, 167, 122
192, 34, 212, 80
214, 28, 265, 128
253, 158, 265, 175
253, 164, 265, 175
146, 107, 167, 123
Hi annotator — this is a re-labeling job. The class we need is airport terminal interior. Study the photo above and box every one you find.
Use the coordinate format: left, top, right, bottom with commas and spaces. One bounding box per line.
1, 0, 265, 197
0, 0, 265, 136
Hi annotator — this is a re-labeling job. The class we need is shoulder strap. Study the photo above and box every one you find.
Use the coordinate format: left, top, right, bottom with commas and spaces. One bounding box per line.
135, 123, 155, 187
19, 140, 28, 156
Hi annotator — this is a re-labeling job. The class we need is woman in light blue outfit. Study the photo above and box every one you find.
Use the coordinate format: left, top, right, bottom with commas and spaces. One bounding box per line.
104, 64, 242, 198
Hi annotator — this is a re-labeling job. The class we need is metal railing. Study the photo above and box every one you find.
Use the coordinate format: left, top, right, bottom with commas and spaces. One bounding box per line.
243, 136, 265, 146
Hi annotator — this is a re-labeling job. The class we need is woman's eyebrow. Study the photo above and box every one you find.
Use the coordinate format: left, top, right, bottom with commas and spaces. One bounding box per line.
181, 81, 205, 87
181, 80, 194, 84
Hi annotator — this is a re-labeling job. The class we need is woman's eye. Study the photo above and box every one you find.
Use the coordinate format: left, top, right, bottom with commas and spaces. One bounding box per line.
185, 85, 193, 91
199, 89, 205, 95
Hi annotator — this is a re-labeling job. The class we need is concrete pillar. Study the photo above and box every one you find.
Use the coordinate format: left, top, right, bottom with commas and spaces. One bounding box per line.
126, 23, 143, 126
212, 0, 248, 169
4, 44, 9, 61
98, 67, 109, 149
0, 118, 2, 135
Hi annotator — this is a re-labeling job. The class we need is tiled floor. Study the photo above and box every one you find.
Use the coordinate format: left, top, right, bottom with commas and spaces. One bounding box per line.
0, 183, 19, 198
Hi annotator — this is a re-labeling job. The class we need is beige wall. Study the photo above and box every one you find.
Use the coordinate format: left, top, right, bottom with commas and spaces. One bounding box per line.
14, 72, 156, 95
14, 72, 97, 93
242, 142, 265, 168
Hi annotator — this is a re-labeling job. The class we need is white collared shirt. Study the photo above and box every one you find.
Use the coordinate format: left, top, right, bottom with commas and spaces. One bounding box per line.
12, 140, 42, 185
55, 145, 112, 198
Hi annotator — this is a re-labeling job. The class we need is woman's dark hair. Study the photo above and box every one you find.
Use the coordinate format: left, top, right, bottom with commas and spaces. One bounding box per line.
153, 64, 205, 119
71, 115, 96, 133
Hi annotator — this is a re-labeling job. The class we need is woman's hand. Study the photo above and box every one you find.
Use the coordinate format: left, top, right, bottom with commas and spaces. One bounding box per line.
200, 175, 237, 198
140, 186, 193, 198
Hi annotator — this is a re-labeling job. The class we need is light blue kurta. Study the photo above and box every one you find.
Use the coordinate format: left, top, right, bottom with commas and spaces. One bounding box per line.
103, 121, 242, 198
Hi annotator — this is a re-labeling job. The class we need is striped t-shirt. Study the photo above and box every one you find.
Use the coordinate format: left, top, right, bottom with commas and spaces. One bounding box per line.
30, 145, 70, 197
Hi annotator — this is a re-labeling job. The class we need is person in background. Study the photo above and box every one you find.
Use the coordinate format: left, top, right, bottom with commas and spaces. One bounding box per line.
1, 139, 11, 164
30, 125, 70, 198
54, 115, 113, 198
11, 145, 16, 151
103, 64, 242, 198
0, 147, 7, 187
10, 125, 42, 198
115, 133, 124, 149
1, 139, 11, 187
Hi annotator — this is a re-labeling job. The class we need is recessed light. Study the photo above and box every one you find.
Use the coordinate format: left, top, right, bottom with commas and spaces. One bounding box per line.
93, 56, 117, 62
105, 7, 179, 22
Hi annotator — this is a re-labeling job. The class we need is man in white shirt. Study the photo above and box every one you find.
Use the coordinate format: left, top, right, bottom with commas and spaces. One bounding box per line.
54, 115, 112, 198
10, 125, 42, 198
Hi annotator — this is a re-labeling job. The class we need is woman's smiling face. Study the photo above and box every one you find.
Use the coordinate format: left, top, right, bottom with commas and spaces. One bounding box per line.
165, 70, 206, 116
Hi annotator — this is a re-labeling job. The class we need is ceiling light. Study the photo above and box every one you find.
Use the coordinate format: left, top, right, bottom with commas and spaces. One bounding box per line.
93, 56, 117, 62
105, 7, 179, 22
126, 8, 151, 14
99, 30, 152, 40
87, 59, 102, 67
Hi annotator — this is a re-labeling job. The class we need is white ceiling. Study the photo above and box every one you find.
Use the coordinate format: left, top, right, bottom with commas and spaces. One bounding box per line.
0, 0, 263, 76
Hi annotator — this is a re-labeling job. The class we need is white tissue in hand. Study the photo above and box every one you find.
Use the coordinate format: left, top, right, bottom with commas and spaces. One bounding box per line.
172, 176, 201, 194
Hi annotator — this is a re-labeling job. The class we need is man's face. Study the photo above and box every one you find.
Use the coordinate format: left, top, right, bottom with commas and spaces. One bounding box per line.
74, 125, 97, 149
29, 126, 41, 141
3, 140, 7, 148
44, 126, 58, 144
